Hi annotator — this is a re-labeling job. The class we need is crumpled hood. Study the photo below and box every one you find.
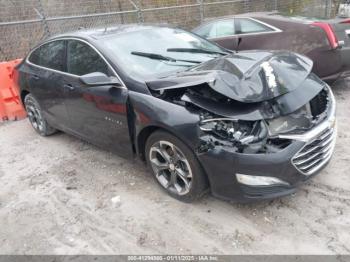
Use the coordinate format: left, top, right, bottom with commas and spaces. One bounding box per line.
146, 50, 314, 103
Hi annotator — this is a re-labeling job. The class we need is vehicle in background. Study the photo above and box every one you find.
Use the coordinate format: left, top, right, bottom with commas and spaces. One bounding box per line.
192, 13, 350, 83
338, 0, 350, 18
17, 25, 336, 202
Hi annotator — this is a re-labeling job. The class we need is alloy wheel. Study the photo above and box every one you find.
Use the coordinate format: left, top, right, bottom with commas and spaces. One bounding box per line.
149, 141, 193, 195
26, 102, 44, 132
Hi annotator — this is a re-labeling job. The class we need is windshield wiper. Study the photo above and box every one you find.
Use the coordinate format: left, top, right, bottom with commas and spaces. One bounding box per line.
166, 48, 229, 56
131, 51, 202, 64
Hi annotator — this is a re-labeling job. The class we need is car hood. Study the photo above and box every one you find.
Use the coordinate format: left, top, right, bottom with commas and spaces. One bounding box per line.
146, 50, 314, 103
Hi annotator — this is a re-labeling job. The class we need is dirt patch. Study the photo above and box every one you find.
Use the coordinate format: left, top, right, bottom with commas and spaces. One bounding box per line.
0, 81, 349, 255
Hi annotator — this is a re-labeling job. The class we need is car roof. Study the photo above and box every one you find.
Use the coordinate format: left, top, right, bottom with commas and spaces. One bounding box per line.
199, 11, 278, 22
198, 12, 319, 26
47, 23, 172, 42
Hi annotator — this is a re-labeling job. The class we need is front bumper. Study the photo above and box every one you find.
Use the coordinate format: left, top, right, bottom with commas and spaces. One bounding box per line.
197, 88, 337, 202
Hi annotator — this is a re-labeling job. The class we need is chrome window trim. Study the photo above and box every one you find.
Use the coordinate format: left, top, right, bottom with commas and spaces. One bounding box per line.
26, 37, 127, 89
204, 17, 282, 40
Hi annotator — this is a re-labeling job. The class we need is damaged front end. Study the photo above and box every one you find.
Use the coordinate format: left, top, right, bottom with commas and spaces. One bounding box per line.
147, 50, 334, 155
198, 118, 269, 154
197, 85, 333, 155
145, 50, 336, 200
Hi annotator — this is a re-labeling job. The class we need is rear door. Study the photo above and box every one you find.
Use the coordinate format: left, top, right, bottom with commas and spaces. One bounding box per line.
26, 40, 70, 128
234, 18, 282, 51
331, 21, 350, 73
63, 39, 133, 157
194, 18, 282, 51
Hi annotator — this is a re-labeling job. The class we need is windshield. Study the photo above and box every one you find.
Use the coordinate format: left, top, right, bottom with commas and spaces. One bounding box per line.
101, 27, 227, 78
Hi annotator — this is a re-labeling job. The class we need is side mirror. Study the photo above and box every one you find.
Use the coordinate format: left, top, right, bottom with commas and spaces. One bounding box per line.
80, 72, 122, 87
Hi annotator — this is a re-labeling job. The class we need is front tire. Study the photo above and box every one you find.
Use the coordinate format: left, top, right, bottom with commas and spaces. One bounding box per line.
145, 130, 209, 202
24, 94, 57, 136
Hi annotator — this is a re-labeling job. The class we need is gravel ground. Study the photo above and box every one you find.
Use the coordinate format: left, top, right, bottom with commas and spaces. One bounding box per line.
0, 81, 349, 255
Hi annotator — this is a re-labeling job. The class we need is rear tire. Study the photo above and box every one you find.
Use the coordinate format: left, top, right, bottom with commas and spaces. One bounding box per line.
24, 94, 57, 136
145, 130, 209, 202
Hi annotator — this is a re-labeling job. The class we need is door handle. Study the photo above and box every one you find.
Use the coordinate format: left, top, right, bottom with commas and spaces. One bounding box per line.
64, 84, 75, 91
33, 74, 40, 80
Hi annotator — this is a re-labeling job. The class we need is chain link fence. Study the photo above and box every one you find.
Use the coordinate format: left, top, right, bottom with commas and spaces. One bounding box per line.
0, 0, 341, 61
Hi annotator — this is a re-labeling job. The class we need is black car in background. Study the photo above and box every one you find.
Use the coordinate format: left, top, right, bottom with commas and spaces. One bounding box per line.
17, 25, 337, 202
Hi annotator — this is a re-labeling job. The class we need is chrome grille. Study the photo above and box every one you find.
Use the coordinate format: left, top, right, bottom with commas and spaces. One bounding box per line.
292, 127, 336, 176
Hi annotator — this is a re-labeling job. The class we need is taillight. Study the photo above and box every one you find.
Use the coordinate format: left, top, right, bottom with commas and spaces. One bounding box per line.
312, 22, 339, 49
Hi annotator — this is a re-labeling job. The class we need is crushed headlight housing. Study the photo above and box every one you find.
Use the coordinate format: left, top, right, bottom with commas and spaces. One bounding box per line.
198, 118, 269, 154
199, 118, 268, 144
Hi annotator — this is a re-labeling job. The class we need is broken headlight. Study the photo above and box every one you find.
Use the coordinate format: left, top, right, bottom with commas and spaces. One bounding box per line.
199, 118, 268, 153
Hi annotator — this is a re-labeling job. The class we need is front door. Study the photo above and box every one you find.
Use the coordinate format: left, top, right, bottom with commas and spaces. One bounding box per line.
209, 19, 238, 50
63, 39, 133, 158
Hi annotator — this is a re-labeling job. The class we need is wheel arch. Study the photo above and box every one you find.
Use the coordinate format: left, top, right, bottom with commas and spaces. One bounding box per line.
20, 90, 30, 107
137, 125, 194, 162
137, 125, 181, 161
138, 124, 211, 200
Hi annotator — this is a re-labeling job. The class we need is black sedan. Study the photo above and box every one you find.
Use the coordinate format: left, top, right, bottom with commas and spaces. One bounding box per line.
17, 25, 337, 202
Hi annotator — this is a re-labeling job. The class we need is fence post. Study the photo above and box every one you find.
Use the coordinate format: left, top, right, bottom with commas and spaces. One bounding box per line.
274, 0, 278, 11
128, 0, 144, 24
137, 0, 144, 23
118, 1, 125, 24
244, 0, 250, 13
35, 0, 50, 38
325, 0, 332, 18
198, 0, 204, 22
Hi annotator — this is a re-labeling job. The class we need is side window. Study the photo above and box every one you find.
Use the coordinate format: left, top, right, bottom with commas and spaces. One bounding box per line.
194, 23, 214, 38
236, 18, 273, 34
213, 20, 235, 38
29, 48, 40, 65
29, 41, 65, 71
67, 40, 110, 76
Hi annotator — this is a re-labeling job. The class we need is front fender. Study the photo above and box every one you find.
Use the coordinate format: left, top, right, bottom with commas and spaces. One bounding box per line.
128, 91, 201, 154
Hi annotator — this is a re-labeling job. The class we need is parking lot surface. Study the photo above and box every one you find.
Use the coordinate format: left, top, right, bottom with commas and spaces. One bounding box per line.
0, 81, 349, 255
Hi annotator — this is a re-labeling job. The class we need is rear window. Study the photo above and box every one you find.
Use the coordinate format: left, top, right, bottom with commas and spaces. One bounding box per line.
28, 40, 65, 71
194, 23, 215, 38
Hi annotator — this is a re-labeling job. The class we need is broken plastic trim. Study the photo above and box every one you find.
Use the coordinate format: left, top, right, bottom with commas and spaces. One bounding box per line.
199, 118, 268, 144
278, 86, 336, 142
198, 118, 270, 154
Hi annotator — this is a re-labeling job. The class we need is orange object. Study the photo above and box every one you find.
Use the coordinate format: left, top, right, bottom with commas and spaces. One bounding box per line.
0, 59, 27, 121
